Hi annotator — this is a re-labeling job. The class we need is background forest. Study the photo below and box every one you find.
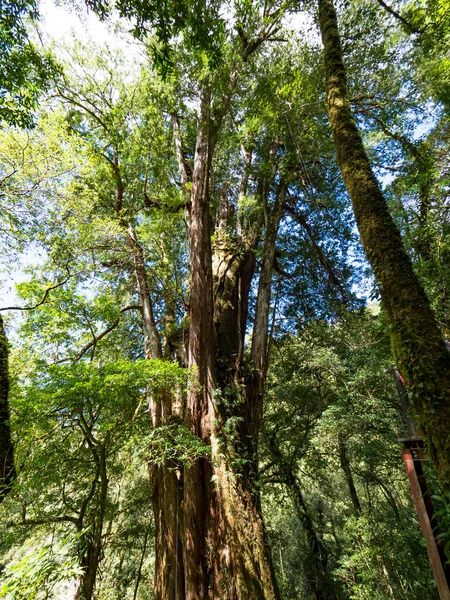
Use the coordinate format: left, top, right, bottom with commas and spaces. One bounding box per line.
1, 0, 450, 598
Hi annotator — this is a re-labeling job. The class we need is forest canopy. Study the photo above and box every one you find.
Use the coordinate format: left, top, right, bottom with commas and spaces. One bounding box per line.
1, 0, 450, 599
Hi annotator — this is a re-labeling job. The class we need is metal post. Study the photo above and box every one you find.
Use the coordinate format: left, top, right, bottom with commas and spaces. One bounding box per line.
394, 370, 450, 599
401, 440, 450, 600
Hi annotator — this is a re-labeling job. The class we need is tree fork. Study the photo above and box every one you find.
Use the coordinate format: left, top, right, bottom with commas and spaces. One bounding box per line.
179, 82, 281, 598
318, 0, 450, 485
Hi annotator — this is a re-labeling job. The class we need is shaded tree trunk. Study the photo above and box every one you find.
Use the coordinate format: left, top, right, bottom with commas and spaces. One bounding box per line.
111, 151, 161, 360
338, 435, 361, 515
75, 424, 109, 600
268, 436, 338, 600
0, 315, 15, 501
133, 522, 152, 600
318, 0, 450, 484
151, 389, 184, 600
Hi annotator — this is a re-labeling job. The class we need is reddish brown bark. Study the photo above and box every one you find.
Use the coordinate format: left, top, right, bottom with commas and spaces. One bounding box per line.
152, 464, 184, 599
152, 16, 296, 594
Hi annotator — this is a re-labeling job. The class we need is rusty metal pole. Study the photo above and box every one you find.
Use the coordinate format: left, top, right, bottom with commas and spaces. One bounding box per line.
401, 441, 450, 600
394, 369, 450, 599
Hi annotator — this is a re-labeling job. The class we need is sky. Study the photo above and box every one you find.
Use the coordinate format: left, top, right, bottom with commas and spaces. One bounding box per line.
38, 0, 145, 62
39, 0, 112, 45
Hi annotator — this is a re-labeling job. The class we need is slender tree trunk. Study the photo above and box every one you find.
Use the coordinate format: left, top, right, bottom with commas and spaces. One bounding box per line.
126, 224, 162, 360
236, 144, 253, 241
76, 446, 108, 600
110, 151, 183, 599
338, 435, 361, 515
111, 153, 161, 361
251, 180, 288, 380
318, 0, 450, 484
0, 315, 15, 501
268, 436, 337, 600
133, 522, 152, 600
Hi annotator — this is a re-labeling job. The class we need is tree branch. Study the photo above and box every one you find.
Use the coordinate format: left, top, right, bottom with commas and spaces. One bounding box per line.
285, 202, 349, 301
17, 514, 79, 527
56, 90, 111, 133
171, 112, 191, 190
53, 305, 142, 364
0, 270, 84, 312
374, 0, 424, 34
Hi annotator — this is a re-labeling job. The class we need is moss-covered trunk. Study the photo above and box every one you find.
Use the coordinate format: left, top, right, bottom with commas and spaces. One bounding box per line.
318, 0, 450, 485
0, 315, 15, 500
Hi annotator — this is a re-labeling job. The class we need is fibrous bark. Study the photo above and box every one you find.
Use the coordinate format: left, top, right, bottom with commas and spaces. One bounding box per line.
318, 0, 450, 485
152, 15, 293, 594
169, 80, 282, 598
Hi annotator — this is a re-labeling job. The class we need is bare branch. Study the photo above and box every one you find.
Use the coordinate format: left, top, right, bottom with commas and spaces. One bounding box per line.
0, 270, 84, 312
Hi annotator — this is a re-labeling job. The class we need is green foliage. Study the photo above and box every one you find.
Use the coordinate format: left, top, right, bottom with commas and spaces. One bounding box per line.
433, 491, 450, 559
335, 513, 434, 600
0, 531, 85, 599
0, 1, 58, 127
1, 1, 450, 596
0, 357, 184, 596
147, 423, 211, 466
261, 312, 439, 599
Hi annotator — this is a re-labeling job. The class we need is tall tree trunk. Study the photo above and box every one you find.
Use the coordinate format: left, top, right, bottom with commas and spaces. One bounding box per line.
0, 315, 15, 501
110, 152, 184, 599
182, 84, 216, 600
178, 85, 281, 599
318, 0, 450, 484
